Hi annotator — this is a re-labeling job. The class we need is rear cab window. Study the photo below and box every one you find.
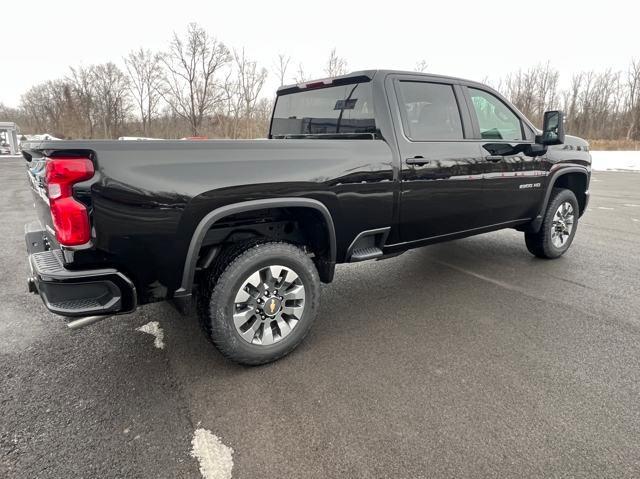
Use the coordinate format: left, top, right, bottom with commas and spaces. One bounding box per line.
270, 81, 376, 138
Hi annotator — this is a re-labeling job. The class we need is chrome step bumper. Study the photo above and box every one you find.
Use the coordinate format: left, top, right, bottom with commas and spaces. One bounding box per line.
26, 227, 136, 319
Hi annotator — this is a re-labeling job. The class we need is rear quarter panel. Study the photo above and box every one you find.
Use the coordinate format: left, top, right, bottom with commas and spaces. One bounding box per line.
25, 139, 395, 303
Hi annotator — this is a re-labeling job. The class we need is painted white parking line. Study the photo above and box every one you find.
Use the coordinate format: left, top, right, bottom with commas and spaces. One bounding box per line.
597, 207, 615, 210
624, 204, 640, 207
191, 428, 234, 479
633, 218, 639, 223
136, 321, 165, 349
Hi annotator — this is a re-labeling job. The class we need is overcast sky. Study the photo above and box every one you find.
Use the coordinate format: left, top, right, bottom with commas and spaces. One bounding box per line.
1, 0, 638, 107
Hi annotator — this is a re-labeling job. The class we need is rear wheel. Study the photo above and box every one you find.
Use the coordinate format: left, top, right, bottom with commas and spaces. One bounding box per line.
525, 188, 579, 259
198, 241, 321, 365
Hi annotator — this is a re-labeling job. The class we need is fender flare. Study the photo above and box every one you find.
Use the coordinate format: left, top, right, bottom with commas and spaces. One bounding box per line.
174, 198, 337, 297
530, 166, 589, 232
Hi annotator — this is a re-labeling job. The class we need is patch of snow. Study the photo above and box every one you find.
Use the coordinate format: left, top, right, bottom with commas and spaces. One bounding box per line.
191, 428, 234, 479
136, 321, 165, 349
590, 151, 640, 172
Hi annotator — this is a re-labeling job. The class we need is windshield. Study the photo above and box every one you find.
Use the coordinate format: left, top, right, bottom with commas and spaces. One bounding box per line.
270, 82, 376, 138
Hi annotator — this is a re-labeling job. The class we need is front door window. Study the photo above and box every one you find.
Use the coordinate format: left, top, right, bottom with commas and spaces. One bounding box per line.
468, 88, 523, 141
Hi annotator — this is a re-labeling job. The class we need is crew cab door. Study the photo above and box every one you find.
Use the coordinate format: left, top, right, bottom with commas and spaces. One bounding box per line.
389, 76, 485, 243
462, 86, 544, 224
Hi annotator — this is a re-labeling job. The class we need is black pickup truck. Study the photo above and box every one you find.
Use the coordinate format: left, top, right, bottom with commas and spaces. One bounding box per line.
23, 70, 591, 364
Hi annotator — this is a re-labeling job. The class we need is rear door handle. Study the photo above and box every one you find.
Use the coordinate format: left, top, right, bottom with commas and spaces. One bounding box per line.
485, 155, 504, 162
406, 156, 431, 166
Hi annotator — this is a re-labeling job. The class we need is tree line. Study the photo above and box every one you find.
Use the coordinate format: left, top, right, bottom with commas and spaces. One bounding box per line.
3, 24, 274, 140
0, 23, 355, 141
492, 61, 640, 142
1, 23, 638, 143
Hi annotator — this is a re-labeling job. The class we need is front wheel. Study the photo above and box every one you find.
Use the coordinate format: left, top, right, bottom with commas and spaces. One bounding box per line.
525, 188, 579, 259
198, 241, 321, 365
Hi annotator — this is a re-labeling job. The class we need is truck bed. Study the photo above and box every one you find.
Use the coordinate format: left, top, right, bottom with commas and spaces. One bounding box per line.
23, 138, 396, 303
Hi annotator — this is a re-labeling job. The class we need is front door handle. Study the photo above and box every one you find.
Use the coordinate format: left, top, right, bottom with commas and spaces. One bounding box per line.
485, 155, 504, 162
406, 156, 431, 166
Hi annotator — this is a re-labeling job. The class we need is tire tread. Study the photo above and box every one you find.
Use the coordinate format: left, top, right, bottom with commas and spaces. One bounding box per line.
525, 187, 579, 259
197, 241, 320, 365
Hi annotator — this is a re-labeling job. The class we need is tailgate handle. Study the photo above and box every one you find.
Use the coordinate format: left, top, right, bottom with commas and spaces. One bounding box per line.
406, 156, 430, 166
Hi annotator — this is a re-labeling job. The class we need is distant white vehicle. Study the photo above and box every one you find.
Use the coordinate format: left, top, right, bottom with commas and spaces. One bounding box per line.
0, 121, 20, 154
118, 136, 163, 141
21, 134, 62, 142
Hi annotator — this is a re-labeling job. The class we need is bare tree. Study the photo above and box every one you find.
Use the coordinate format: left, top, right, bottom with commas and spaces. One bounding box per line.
0, 103, 22, 123
503, 63, 559, 126
626, 59, 640, 140
295, 63, 309, 83
68, 65, 97, 138
24, 64, 129, 139
324, 48, 347, 77
20, 80, 73, 136
568, 70, 621, 139
220, 70, 243, 139
563, 72, 583, 133
124, 48, 163, 135
254, 97, 273, 133
45, 80, 73, 135
234, 49, 268, 137
160, 23, 231, 136
274, 54, 291, 87
91, 62, 131, 138
219, 50, 268, 139
20, 85, 48, 133
533, 62, 560, 124
415, 60, 428, 72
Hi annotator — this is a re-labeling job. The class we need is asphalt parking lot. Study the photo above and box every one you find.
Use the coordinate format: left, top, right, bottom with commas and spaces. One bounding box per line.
1, 155, 640, 478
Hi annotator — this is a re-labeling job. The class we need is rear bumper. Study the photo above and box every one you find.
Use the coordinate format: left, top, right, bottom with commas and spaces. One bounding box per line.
26, 225, 137, 318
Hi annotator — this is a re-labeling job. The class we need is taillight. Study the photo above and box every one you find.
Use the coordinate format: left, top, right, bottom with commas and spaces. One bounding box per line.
45, 157, 94, 246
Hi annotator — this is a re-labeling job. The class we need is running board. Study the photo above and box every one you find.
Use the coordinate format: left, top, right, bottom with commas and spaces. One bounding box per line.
346, 227, 390, 262
350, 246, 384, 262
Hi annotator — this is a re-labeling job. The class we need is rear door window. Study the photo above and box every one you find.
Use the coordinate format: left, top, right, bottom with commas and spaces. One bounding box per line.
396, 81, 464, 141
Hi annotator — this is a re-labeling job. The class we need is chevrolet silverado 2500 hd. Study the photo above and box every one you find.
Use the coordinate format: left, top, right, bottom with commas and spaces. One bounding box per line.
23, 70, 591, 364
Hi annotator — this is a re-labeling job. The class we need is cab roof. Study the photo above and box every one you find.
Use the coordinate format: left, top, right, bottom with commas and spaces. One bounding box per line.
276, 69, 483, 95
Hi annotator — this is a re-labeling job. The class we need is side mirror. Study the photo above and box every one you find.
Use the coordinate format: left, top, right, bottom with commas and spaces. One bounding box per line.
537, 110, 565, 145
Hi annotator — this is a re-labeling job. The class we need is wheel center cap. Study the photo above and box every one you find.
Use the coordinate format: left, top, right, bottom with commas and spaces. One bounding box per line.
263, 297, 282, 317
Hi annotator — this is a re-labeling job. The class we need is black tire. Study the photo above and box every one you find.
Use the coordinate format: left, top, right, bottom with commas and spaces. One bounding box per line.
525, 188, 579, 259
197, 241, 321, 365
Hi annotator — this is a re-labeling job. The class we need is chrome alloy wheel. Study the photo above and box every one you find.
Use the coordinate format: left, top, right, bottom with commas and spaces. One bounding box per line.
551, 201, 575, 248
233, 265, 306, 346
